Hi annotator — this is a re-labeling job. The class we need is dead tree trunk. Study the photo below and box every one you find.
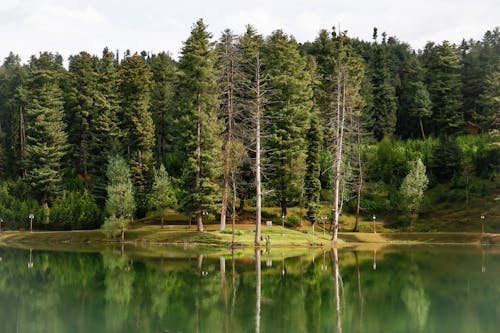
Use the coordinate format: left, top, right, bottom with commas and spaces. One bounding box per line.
254, 53, 263, 245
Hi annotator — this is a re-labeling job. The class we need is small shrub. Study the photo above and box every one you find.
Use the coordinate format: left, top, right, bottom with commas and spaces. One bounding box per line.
220, 229, 243, 235
272, 215, 300, 227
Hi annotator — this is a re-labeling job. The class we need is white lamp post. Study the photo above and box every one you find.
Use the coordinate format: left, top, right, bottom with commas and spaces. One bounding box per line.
481, 215, 485, 235
372, 215, 376, 234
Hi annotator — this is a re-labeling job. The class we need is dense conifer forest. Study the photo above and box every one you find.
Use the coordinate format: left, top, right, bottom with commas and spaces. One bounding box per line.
0, 20, 498, 235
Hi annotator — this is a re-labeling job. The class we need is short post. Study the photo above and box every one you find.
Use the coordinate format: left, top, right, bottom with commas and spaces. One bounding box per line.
372, 215, 376, 234
281, 214, 285, 236
481, 215, 485, 235
29, 213, 34, 233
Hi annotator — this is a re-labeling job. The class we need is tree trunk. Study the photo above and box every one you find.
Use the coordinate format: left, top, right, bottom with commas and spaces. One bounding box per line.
255, 53, 263, 246
197, 212, 203, 232
332, 68, 346, 242
121, 226, 125, 243
299, 186, 304, 226
231, 169, 237, 245
419, 117, 426, 140
161, 216, 164, 229
220, 165, 229, 231
195, 120, 204, 232
83, 143, 88, 189
19, 106, 26, 178
353, 127, 363, 232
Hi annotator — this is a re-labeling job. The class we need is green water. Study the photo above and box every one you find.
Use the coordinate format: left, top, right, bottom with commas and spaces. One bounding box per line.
0, 245, 498, 333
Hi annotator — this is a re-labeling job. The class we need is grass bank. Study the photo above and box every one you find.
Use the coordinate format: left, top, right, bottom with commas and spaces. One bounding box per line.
0, 223, 498, 252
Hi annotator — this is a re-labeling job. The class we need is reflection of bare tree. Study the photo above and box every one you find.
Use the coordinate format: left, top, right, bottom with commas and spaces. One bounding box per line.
255, 249, 262, 333
231, 251, 238, 317
333, 248, 343, 333
220, 256, 229, 333
354, 251, 364, 332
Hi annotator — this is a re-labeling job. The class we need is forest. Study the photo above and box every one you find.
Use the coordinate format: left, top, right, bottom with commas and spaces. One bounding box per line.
0, 20, 498, 239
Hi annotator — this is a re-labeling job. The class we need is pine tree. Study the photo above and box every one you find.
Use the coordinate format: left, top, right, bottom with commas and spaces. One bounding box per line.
424, 41, 463, 135
148, 52, 178, 167
150, 164, 176, 228
304, 111, 322, 227
65, 52, 100, 188
176, 19, 223, 231
89, 48, 122, 203
24, 53, 68, 205
263, 30, 313, 219
477, 63, 500, 131
394, 52, 432, 139
370, 41, 397, 140
102, 155, 135, 242
0, 53, 27, 178
118, 54, 155, 216
400, 158, 428, 226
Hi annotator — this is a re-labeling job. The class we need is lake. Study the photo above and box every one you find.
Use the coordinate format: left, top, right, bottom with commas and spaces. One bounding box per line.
0, 245, 498, 333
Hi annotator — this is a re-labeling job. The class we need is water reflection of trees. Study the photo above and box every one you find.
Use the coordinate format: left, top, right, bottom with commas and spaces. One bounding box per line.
0, 247, 498, 332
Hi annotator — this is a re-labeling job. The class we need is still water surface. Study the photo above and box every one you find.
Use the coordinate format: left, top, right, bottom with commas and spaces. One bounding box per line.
0, 245, 498, 333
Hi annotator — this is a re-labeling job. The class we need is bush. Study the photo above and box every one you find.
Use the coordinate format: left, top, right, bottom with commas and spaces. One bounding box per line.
272, 215, 300, 227
220, 229, 243, 235
0, 180, 42, 230
49, 190, 103, 230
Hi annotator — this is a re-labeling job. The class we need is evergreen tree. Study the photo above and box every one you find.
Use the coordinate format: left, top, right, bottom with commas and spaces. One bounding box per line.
424, 41, 463, 135
0, 125, 6, 178
304, 111, 322, 226
370, 41, 397, 140
150, 164, 176, 228
65, 52, 100, 188
309, 29, 338, 128
102, 155, 135, 242
0, 53, 27, 178
394, 52, 432, 139
176, 19, 223, 231
263, 30, 313, 218
147, 52, 178, 167
400, 158, 428, 226
118, 54, 155, 215
477, 63, 500, 131
88, 48, 122, 203
24, 53, 68, 205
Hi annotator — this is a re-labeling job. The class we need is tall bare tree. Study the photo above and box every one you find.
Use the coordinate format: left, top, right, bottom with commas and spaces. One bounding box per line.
325, 34, 365, 242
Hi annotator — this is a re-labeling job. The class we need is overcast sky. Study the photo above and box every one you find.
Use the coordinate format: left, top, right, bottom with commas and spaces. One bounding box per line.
1, 0, 498, 63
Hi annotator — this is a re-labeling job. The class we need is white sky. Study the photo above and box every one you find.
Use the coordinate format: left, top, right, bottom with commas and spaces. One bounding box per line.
1, 0, 498, 63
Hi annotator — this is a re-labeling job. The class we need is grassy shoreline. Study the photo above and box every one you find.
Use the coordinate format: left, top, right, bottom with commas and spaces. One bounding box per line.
0, 224, 498, 253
